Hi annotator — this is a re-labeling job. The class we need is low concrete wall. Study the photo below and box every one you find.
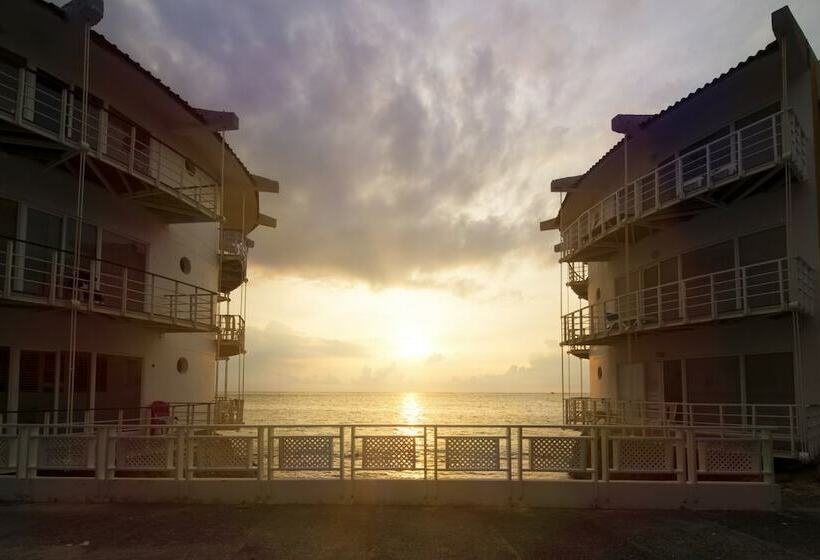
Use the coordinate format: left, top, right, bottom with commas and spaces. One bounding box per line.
0, 478, 781, 511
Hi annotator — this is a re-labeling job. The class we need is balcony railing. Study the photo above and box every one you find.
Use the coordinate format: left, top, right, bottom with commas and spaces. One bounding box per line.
559, 111, 809, 261
220, 229, 249, 259
562, 257, 815, 345
0, 237, 217, 332
0, 65, 219, 221
217, 314, 245, 358
564, 397, 798, 458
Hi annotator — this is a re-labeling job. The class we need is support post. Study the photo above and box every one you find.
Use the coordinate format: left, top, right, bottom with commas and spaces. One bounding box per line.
257, 427, 264, 481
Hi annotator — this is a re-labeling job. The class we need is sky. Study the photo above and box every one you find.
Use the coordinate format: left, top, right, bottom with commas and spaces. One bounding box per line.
93, 0, 820, 393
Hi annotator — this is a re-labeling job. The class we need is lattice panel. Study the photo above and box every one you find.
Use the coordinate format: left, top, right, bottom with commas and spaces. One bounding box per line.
361, 436, 416, 470
277, 436, 333, 470
444, 437, 500, 471
194, 437, 252, 469
613, 438, 674, 472
0, 439, 10, 468
698, 440, 760, 473
40, 437, 92, 468
115, 438, 174, 470
529, 437, 588, 472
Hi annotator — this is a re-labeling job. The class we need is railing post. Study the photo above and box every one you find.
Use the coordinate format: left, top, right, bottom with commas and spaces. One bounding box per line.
257, 427, 265, 481
675, 429, 685, 484
789, 406, 796, 458
3, 239, 12, 298
148, 274, 155, 320
590, 427, 599, 483
339, 426, 345, 480
705, 143, 711, 190
175, 428, 184, 481
433, 426, 438, 481
16, 426, 29, 480
600, 428, 609, 482
506, 426, 512, 481
172, 281, 179, 324
185, 428, 194, 481
761, 430, 774, 484
95, 427, 107, 480
709, 274, 716, 319
686, 430, 697, 483
128, 125, 136, 173
517, 427, 523, 481
350, 426, 356, 480
121, 268, 128, 315
48, 250, 57, 304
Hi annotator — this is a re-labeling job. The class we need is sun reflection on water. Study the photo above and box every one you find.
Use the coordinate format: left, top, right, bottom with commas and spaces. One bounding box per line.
399, 393, 423, 434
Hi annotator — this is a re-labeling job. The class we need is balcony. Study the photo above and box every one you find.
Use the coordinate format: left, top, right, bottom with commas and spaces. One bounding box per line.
0, 65, 219, 222
566, 262, 588, 299
561, 257, 815, 345
217, 314, 245, 358
559, 111, 809, 262
564, 397, 799, 458
0, 237, 218, 332
219, 229, 248, 293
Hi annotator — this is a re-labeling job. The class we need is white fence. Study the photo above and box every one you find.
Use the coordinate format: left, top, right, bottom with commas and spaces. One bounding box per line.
564, 397, 798, 457
559, 111, 809, 261
0, 237, 218, 332
0, 423, 774, 485
0, 63, 218, 220
561, 257, 815, 345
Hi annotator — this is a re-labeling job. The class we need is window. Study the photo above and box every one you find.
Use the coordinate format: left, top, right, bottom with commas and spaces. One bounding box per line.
100, 230, 147, 312
23, 208, 62, 296
0, 52, 20, 115
685, 356, 741, 404
93, 354, 142, 422
662, 360, 683, 403
0, 197, 17, 239
0, 347, 8, 413
69, 88, 103, 150
105, 110, 133, 166
31, 70, 64, 135
740, 227, 787, 309
739, 227, 786, 266
682, 241, 736, 318
745, 353, 794, 405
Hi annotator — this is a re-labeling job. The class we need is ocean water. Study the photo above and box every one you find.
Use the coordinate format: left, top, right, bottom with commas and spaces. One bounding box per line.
243, 392, 570, 426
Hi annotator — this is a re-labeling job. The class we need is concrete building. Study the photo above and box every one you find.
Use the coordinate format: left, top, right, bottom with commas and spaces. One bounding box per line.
542, 7, 820, 459
0, 0, 277, 424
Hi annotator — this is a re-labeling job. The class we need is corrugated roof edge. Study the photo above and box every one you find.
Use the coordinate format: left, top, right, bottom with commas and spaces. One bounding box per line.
34, 0, 258, 190
567, 41, 779, 197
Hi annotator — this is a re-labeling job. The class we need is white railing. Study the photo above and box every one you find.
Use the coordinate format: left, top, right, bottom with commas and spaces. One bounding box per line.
559, 111, 805, 261
214, 397, 244, 424
0, 423, 774, 484
564, 397, 798, 458
218, 314, 245, 343
3, 402, 216, 427
220, 229, 249, 259
0, 237, 218, 331
562, 257, 814, 345
0, 64, 219, 220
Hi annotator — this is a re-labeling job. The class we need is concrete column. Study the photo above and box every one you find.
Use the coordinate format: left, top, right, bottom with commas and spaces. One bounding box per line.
7, 347, 19, 424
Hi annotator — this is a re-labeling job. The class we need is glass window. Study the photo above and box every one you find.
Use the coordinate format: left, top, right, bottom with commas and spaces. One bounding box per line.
0, 346, 8, 413
32, 70, 63, 135
100, 230, 147, 312
739, 227, 786, 266
745, 352, 794, 405
685, 356, 741, 403
18, 350, 57, 423
0, 197, 17, 238
69, 88, 102, 150
681, 240, 735, 279
23, 208, 62, 296
663, 360, 683, 402
105, 110, 132, 167
94, 354, 142, 422
0, 55, 20, 115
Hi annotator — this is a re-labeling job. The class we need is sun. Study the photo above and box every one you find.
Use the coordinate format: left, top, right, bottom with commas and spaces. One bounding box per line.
395, 330, 432, 360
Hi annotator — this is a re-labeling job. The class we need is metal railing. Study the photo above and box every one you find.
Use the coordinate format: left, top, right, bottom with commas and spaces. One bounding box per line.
564, 397, 798, 457
562, 257, 814, 345
217, 314, 245, 345
1, 402, 215, 427
0, 65, 219, 220
567, 262, 588, 284
0, 237, 218, 331
220, 229, 249, 259
559, 111, 807, 261
0, 422, 774, 484
214, 397, 244, 424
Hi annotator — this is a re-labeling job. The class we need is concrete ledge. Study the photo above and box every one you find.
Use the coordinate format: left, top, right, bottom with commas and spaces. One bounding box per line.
0, 477, 781, 510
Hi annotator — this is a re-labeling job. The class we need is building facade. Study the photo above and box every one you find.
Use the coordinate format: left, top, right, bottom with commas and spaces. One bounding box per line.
0, 0, 277, 424
542, 8, 820, 459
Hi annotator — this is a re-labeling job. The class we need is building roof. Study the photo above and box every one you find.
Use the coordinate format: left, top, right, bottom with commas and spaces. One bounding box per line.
557, 41, 779, 216
35, 0, 257, 189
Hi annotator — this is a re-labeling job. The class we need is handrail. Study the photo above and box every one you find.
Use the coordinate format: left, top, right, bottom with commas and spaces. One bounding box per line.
561, 256, 814, 345
559, 111, 803, 261
0, 64, 219, 219
0, 235, 216, 293
0, 237, 218, 329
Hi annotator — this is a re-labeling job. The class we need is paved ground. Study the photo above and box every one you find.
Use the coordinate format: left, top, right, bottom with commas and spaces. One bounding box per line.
2, 470, 820, 559
2, 499, 820, 560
